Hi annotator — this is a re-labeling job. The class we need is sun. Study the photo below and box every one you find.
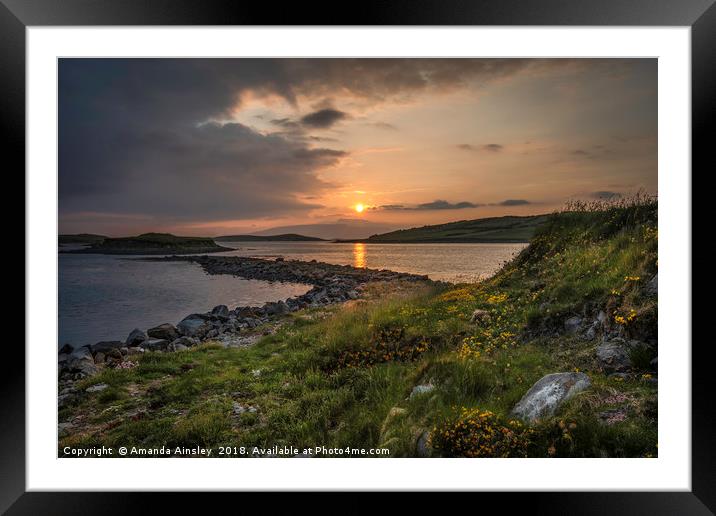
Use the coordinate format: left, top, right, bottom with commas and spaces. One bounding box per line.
354, 203, 365, 213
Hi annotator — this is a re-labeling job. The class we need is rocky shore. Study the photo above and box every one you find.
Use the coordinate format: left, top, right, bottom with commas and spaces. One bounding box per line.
58, 256, 435, 395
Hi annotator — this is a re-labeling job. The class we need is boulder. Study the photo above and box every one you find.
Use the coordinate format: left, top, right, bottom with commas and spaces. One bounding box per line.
90, 340, 124, 354
86, 383, 108, 393
211, 305, 230, 317
512, 372, 591, 422
125, 328, 147, 347
144, 338, 170, 351
71, 346, 93, 360
564, 316, 583, 334
62, 350, 99, 378
416, 431, 431, 458
59, 343, 74, 355
596, 341, 632, 373
644, 274, 658, 296
409, 384, 435, 399
470, 309, 491, 324
169, 336, 199, 350
147, 323, 179, 341
177, 314, 213, 338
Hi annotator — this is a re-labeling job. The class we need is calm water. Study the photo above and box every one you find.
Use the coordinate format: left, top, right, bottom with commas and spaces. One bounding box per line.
217, 241, 526, 283
58, 242, 525, 348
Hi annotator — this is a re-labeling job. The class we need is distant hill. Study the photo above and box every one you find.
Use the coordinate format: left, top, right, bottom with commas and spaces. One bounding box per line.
61, 232, 230, 255
59, 233, 107, 245
361, 214, 550, 243
215, 233, 325, 242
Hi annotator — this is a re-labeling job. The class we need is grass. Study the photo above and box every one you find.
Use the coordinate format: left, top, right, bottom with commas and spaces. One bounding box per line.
59, 198, 658, 458
364, 214, 549, 243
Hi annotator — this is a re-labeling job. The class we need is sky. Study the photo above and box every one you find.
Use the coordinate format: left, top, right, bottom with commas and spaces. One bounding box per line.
59, 58, 657, 239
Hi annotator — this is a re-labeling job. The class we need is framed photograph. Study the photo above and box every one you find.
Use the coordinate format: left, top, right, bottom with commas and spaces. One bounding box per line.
6, 0, 710, 511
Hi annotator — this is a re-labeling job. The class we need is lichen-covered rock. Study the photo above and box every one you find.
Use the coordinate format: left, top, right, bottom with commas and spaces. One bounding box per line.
409, 384, 435, 399
596, 341, 632, 373
512, 372, 591, 422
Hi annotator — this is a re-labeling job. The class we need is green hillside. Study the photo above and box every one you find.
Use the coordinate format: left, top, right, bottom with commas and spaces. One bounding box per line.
365, 214, 549, 243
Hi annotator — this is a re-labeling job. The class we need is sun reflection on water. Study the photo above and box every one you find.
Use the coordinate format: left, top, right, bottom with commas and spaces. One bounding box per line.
353, 243, 366, 268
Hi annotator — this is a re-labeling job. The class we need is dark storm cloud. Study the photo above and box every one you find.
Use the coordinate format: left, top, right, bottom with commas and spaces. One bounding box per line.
59, 58, 630, 231
300, 109, 350, 129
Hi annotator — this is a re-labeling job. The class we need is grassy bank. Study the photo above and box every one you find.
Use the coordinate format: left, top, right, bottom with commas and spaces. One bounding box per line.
59, 199, 658, 458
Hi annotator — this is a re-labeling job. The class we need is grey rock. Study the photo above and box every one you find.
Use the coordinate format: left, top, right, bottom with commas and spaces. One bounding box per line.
211, 304, 229, 317
596, 342, 632, 373
584, 326, 597, 341
177, 314, 213, 338
63, 354, 99, 378
644, 274, 658, 296
86, 383, 108, 393
147, 323, 179, 341
58, 422, 74, 436
169, 336, 199, 350
170, 343, 188, 352
470, 309, 491, 324
233, 402, 257, 415
58, 353, 70, 364
93, 352, 105, 365
90, 341, 124, 354
59, 343, 74, 355
409, 383, 435, 399
144, 338, 170, 351
416, 431, 431, 458
125, 328, 147, 347
512, 372, 592, 422
564, 316, 583, 334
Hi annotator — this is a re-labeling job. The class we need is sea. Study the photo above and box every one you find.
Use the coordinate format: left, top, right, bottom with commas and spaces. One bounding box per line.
58, 241, 526, 348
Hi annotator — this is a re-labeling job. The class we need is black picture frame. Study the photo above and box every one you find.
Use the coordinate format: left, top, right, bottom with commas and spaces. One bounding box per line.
4, 0, 710, 512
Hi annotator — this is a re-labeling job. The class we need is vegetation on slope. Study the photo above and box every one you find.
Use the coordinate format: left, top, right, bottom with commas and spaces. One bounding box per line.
63, 233, 231, 255
59, 198, 658, 458
364, 214, 549, 243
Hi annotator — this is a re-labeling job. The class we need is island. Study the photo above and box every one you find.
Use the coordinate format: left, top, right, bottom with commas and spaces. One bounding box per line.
60, 232, 231, 255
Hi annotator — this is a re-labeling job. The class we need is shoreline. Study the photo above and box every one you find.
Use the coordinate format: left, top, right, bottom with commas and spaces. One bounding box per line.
59, 256, 437, 387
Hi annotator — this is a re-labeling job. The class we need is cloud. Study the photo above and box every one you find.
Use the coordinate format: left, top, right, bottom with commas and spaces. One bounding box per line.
375, 200, 480, 211
59, 120, 346, 225
300, 108, 349, 128
371, 122, 398, 131
497, 199, 530, 206
457, 143, 504, 152
591, 191, 621, 199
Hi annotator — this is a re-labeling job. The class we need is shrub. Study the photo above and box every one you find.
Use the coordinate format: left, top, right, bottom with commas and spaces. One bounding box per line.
431, 407, 533, 457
